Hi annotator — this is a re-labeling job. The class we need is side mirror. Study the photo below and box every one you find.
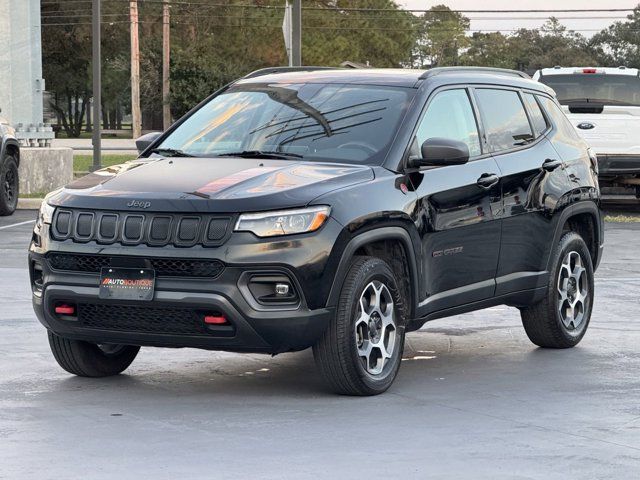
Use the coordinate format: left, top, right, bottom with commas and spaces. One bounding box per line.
135, 131, 163, 154
409, 137, 470, 168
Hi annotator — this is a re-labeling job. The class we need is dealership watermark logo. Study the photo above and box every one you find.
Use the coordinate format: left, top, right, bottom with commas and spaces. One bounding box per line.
101, 277, 153, 289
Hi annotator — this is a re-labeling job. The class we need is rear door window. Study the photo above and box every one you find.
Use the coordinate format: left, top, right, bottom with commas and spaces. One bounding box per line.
475, 89, 534, 153
523, 93, 548, 136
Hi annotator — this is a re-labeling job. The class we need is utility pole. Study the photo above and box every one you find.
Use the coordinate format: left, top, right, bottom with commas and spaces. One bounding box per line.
91, 0, 101, 171
130, 0, 142, 139
162, 0, 171, 131
291, 0, 301, 66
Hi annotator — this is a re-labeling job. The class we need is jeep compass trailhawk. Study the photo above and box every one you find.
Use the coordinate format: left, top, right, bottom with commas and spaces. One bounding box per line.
30, 67, 603, 395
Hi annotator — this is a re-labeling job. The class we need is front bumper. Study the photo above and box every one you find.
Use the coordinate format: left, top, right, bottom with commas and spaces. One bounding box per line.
29, 218, 343, 354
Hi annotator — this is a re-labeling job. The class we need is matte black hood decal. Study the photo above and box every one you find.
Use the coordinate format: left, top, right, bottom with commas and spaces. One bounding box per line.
49, 157, 374, 213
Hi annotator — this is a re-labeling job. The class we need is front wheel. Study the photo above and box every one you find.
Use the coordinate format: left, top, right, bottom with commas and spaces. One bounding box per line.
313, 256, 406, 395
0, 156, 19, 216
48, 331, 140, 377
520, 232, 594, 348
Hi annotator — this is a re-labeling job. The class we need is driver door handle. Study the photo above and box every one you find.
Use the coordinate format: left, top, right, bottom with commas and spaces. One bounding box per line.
476, 173, 499, 189
542, 158, 562, 172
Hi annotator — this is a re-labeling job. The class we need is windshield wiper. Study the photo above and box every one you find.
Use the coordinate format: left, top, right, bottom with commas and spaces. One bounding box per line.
148, 147, 194, 157
217, 150, 304, 160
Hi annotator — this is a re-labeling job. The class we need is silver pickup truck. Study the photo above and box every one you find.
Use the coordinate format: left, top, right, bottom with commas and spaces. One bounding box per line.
534, 66, 640, 198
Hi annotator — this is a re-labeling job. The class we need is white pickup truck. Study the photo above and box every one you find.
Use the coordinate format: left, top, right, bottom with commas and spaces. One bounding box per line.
534, 67, 640, 198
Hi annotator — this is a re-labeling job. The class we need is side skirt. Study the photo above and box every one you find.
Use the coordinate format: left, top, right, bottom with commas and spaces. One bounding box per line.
406, 286, 547, 332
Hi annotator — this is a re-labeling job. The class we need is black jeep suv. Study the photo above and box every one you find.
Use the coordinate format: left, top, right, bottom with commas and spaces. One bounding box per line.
29, 67, 603, 395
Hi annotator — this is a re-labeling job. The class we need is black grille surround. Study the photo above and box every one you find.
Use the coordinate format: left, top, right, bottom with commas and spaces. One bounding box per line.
47, 253, 225, 278
51, 208, 233, 248
77, 303, 229, 336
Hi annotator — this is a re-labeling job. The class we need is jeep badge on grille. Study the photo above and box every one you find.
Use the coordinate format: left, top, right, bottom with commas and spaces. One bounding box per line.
127, 200, 152, 209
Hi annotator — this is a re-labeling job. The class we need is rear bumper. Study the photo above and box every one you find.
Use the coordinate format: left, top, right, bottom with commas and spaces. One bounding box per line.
597, 154, 640, 177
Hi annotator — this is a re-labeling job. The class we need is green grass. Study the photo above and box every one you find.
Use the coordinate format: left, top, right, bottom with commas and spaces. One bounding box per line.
604, 214, 640, 223
56, 128, 133, 140
19, 192, 48, 199
73, 154, 137, 172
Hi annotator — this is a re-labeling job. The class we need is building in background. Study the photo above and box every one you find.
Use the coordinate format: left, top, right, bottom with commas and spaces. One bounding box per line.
0, 0, 54, 146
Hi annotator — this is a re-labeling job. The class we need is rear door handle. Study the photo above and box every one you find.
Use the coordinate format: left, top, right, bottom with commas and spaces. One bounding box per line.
476, 173, 499, 189
542, 158, 562, 172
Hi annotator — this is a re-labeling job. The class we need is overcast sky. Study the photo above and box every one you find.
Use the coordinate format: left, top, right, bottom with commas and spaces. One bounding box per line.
396, 0, 639, 36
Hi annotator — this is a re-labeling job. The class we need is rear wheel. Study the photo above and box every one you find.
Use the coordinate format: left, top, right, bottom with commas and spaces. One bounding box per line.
313, 256, 406, 395
48, 331, 140, 377
0, 155, 19, 216
520, 232, 594, 348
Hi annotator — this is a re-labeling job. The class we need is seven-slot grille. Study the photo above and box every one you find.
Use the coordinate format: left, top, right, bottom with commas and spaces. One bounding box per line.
51, 208, 232, 247
47, 253, 224, 278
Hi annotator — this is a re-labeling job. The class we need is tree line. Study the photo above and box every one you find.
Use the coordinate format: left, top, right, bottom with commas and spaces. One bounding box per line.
41, 1, 640, 138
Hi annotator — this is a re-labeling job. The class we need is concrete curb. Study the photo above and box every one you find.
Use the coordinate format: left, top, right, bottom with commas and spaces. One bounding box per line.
18, 198, 43, 210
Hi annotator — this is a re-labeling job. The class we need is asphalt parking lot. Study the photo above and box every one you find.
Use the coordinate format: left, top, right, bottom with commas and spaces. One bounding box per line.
1, 207, 640, 479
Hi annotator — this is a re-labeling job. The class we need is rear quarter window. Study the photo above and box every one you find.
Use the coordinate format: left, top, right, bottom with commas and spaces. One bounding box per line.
523, 93, 548, 136
536, 95, 582, 141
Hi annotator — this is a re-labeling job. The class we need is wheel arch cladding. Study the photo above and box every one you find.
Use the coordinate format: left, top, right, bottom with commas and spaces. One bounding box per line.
2, 140, 20, 166
326, 227, 419, 319
562, 212, 598, 267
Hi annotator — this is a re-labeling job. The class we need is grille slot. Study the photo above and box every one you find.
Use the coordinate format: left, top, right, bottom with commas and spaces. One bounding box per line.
99, 214, 118, 240
78, 303, 208, 335
51, 209, 232, 248
47, 253, 225, 278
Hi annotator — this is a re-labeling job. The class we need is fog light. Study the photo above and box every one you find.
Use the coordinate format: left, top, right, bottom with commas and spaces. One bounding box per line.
246, 274, 299, 306
275, 283, 290, 296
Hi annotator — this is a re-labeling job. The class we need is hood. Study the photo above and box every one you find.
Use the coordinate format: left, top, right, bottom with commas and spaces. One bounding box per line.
48, 157, 374, 213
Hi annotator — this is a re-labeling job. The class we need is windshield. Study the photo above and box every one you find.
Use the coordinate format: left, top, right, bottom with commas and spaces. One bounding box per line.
539, 74, 640, 106
156, 82, 414, 164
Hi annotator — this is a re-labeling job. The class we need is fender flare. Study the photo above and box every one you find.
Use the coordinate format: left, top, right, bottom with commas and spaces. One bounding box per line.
547, 200, 603, 271
325, 226, 420, 315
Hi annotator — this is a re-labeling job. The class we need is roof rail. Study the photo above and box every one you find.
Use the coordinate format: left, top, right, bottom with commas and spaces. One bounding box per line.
419, 67, 530, 80
243, 66, 341, 79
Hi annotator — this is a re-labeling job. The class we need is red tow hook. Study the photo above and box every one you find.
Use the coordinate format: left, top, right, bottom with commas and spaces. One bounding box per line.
55, 304, 76, 316
204, 315, 227, 325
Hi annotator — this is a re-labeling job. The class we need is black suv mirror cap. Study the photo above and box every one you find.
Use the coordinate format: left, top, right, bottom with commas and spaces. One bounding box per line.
136, 131, 163, 154
410, 137, 470, 168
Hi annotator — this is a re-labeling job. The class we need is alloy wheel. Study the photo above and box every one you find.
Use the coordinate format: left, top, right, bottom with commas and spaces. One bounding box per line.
4, 166, 17, 204
557, 250, 588, 331
354, 280, 397, 376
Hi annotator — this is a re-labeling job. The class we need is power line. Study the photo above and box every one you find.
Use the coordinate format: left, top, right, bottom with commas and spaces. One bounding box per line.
39, 1, 639, 13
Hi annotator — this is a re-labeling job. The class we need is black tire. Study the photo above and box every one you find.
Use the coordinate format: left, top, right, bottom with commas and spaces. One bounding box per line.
48, 331, 140, 377
313, 256, 406, 396
0, 155, 19, 216
521, 231, 594, 348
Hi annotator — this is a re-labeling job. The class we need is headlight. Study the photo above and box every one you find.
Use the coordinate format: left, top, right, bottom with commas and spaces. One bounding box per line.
234, 206, 331, 238
38, 201, 55, 226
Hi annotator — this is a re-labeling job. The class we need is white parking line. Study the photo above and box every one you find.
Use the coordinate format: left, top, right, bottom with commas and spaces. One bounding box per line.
0, 220, 36, 231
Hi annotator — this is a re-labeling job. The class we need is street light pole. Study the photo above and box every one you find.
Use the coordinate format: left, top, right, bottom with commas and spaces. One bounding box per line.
291, 0, 301, 66
91, 0, 101, 171
162, 0, 171, 131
